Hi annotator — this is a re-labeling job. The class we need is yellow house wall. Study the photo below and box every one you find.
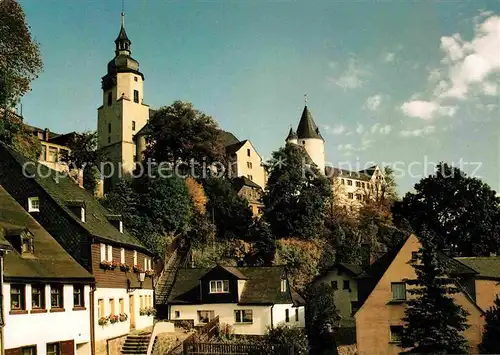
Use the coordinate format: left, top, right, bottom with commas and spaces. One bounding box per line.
474, 279, 500, 311
355, 234, 484, 355
234, 141, 266, 189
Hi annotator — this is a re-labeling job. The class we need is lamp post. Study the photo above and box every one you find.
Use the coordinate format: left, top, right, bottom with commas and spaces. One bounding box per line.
127, 270, 146, 292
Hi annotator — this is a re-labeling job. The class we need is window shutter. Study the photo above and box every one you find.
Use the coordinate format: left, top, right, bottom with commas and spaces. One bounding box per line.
60, 340, 75, 355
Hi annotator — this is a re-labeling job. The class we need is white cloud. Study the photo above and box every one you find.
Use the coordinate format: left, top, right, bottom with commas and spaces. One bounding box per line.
337, 143, 353, 151
380, 124, 392, 135
331, 58, 370, 90
365, 94, 382, 111
401, 100, 458, 120
369, 123, 392, 135
482, 82, 498, 95
384, 52, 396, 62
400, 126, 436, 137
439, 15, 500, 99
322, 124, 346, 135
356, 123, 364, 134
428, 68, 442, 82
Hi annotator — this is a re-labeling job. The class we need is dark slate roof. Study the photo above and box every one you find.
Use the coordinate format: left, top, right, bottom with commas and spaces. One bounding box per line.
115, 25, 130, 43
219, 131, 239, 147
325, 166, 372, 181
167, 266, 304, 306
0, 143, 150, 253
232, 176, 263, 192
202, 265, 248, 280
338, 263, 364, 276
455, 257, 500, 279
47, 132, 77, 147
296, 106, 324, 141
0, 186, 93, 281
225, 140, 247, 156
286, 127, 298, 141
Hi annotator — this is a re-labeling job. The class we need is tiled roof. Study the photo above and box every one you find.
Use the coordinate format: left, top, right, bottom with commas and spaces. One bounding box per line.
338, 263, 364, 276
167, 266, 304, 306
0, 186, 93, 281
225, 140, 247, 156
455, 257, 500, 279
232, 176, 262, 191
0, 143, 150, 252
296, 106, 324, 141
325, 166, 372, 181
219, 131, 239, 147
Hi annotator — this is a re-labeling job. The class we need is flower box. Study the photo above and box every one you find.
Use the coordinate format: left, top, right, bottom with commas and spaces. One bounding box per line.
120, 263, 131, 272
98, 316, 109, 326
133, 265, 143, 273
109, 314, 119, 324
140, 307, 156, 317
145, 269, 155, 278
99, 261, 116, 271
119, 313, 128, 322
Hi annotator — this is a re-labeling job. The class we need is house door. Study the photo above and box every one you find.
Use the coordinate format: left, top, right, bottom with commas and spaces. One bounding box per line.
129, 295, 135, 329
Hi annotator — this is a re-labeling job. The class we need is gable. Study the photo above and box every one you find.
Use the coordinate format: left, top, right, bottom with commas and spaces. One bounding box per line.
235, 140, 262, 161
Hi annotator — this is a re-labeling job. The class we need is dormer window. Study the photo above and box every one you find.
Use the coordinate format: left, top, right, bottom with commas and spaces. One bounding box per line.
21, 233, 34, 255
66, 201, 85, 222
5, 228, 34, 256
107, 215, 123, 233
209, 280, 229, 294
28, 197, 39, 212
280, 278, 287, 293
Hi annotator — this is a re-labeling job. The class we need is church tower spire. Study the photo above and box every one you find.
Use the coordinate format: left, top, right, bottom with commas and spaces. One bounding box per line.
115, 11, 131, 56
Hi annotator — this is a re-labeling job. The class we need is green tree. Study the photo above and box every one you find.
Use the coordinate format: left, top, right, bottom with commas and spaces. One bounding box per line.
203, 177, 253, 241
305, 282, 340, 355
61, 131, 105, 194
479, 297, 500, 354
401, 231, 469, 354
0, 0, 43, 108
244, 220, 276, 266
393, 162, 500, 256
144, 101, 225, 169
263, 144, 332, 240
263, 325, 309, 355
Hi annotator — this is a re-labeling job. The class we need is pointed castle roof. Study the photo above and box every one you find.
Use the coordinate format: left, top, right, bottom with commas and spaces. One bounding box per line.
286, 127, 298, 141
296, 106, 324, 141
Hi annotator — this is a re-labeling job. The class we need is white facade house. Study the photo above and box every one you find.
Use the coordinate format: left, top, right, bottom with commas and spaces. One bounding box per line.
163, 265, 305, 335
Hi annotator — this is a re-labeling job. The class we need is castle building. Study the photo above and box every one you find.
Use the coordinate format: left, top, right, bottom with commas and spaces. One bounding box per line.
97, 13, 150, 189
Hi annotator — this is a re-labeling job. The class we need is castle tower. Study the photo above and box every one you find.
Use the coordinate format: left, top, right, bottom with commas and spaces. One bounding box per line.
97, 12, 150, 189
285, 127, 298, 145
295, 104, 325, 174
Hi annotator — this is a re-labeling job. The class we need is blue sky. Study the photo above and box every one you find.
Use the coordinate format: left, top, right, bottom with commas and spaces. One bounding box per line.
18, 0, 499, 194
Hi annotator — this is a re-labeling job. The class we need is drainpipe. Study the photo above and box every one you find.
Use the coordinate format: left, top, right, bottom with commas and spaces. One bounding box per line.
1, 252, 5, 355
90, 282, 96, 355
270, 304, 274, 330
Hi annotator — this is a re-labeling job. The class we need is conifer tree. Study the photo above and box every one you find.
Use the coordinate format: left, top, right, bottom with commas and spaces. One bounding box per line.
479, 296, 500, 354
401, 232, 469, 354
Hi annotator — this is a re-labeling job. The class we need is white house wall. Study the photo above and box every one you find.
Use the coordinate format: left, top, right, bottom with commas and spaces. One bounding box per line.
4, 283, 91, 354
271, 304, 305, 328
94, 287, 154, 341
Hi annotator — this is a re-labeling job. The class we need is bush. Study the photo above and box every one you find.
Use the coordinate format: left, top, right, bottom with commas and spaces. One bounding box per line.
263, 325, 308, 355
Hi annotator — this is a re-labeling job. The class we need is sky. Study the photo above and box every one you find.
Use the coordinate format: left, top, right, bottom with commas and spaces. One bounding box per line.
18, 0, 500, 195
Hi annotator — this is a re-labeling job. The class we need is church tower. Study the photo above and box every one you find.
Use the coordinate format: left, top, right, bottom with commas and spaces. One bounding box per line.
293, 103, 325, 174
97, 12, 150, 188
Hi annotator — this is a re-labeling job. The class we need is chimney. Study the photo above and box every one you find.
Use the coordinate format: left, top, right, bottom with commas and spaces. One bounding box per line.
44, 128, 49, 141
361, 243, 371, 268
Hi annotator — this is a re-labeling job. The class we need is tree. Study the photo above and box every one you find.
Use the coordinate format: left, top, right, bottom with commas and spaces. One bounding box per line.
244, 220, 276, 266
400, 231, 469, 354
262, 325, 309, 355
479, 297, 500, 354
202, 177, 254, 241
61, 131, 105, 193
144, 101, 225, 170
263, 144, 332, 240
393, 162, 500, 256
0, 0, 43, 108
305, 282, 340, 354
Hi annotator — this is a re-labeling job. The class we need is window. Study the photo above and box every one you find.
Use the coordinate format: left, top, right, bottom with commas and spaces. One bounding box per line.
351, 301, 359, 315
209, 280, 229, 294
108, 123, 111, 133
21, 234, 34, 255
356, 194, 362, 200
32, 284, 45, 309
119, 221, 123, 233
234, 309, 253, 323
50, 284, 63, 309
80, 207, 86, 222
134, 90, 139, 103
46, 343, 60, 355
98, 299, 104, 318
356, 181, 361, 187
348, 193, 354, 199
100, 243, 106, 262
343, 280, 350, 290
341, 179, 345, 184
198, 310, 214, 323
411, 251, 419, 261
247, 161, 252, 169
21, 346, 36, 355
108, 136, 111, 144
391, 282, 406, 301
285, 309, 289, 322
107, 91, 112, 106
134, 251, 137, 266
134, 76, 138, 82
132, 121, 136, 131
331, 280, 338, 290
28, 197, 40, 212
120, 248, 125, 263
295, 308, 299, 322
247, 175, 253, 181
10, 284, 25, 310
390, 325, 403, 343
107, 245, 113, 262
47, 147, 57, 162
247, 149, 251, 157
362, 182, 365, 188
109, 298, 115, 315
302, 140, 305, 145
175, 311, 180, 319
40, 145, 47, 161
139, 295, 143, 309
280, 279, 287, 293
73, 285, 84, 308
347, 180, 353, 186
119, 298, 124, 314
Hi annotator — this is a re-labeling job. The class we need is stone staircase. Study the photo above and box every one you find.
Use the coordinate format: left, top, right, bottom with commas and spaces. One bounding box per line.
155, 243, 189, 306
121, 332, 152, 355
